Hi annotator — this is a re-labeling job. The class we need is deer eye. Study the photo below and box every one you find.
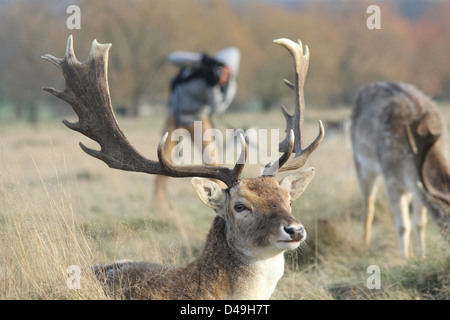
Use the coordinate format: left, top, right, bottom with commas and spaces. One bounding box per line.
234, 203, 249, 213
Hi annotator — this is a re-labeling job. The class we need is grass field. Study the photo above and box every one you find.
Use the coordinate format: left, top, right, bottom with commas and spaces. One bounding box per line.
0, 106, 449, 300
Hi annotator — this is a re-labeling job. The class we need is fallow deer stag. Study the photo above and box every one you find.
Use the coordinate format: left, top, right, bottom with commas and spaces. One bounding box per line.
42, 36, 324, 299
351, 81, 450, 258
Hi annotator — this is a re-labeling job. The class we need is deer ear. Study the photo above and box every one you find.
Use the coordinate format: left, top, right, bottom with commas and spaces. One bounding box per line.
279, 167, 316, 202
191, 178, 226, 210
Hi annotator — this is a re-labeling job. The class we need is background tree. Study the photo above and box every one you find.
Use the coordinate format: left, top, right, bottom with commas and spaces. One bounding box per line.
0, 0, 449, 122
0, 1, 68, 122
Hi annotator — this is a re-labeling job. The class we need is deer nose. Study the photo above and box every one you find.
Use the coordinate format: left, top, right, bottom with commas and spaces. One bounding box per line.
283, 225, 306, 241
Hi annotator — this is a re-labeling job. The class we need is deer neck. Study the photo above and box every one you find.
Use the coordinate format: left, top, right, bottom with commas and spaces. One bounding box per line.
424, 148, 450, 195
187, 216, 285, 299
420, 148, 450, 240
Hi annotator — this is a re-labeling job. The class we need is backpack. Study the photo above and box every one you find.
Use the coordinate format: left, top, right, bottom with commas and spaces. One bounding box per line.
170, 53, 225, 91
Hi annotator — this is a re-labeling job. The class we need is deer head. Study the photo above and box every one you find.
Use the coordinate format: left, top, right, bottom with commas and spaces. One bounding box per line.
405, 113, 450, 241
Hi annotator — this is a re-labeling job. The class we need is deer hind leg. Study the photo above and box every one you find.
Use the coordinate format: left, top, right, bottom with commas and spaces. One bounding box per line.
354, 159, 380, 247
412, 197, 427, 258
189, 117, 227, 189
385, 183, 412, 258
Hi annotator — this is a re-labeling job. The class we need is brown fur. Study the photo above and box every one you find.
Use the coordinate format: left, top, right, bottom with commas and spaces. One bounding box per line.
94, 217, 249, 299
94, 175, 308, 299
231, 178, 297, 248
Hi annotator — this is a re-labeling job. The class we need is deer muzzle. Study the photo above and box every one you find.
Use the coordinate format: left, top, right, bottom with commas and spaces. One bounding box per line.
283, 225, 306, 242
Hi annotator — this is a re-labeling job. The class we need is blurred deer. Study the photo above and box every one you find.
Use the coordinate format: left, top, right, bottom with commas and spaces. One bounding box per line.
42, 36, 324, 299
351, 81, 450, 258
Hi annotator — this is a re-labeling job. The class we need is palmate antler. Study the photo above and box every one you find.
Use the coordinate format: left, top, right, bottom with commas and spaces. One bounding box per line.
263, 39, 324, 176
42, 35, 246, 188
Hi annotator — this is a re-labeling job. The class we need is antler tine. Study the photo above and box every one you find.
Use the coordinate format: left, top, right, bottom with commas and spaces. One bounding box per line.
65, 34, 79, 62
265, 38, 324, 174
261, 130, 294, 176
232, 133, 248, 178
278, 121, 324, 172
157, 132, 248, 186
42, 35, 246, 188
274, 38, 308, 153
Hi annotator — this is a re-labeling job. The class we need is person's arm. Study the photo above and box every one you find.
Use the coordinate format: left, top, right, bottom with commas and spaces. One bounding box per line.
167, 51, 203, 69
206, 78, 237, 116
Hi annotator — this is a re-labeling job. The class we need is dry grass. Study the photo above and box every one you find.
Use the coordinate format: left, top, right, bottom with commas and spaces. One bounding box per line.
0, 106, 449, 300
0, 141, 106, 299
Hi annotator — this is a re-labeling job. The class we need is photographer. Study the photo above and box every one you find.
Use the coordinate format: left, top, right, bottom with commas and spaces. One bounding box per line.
155, 46, 240, 199
167, 47, 240, 125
